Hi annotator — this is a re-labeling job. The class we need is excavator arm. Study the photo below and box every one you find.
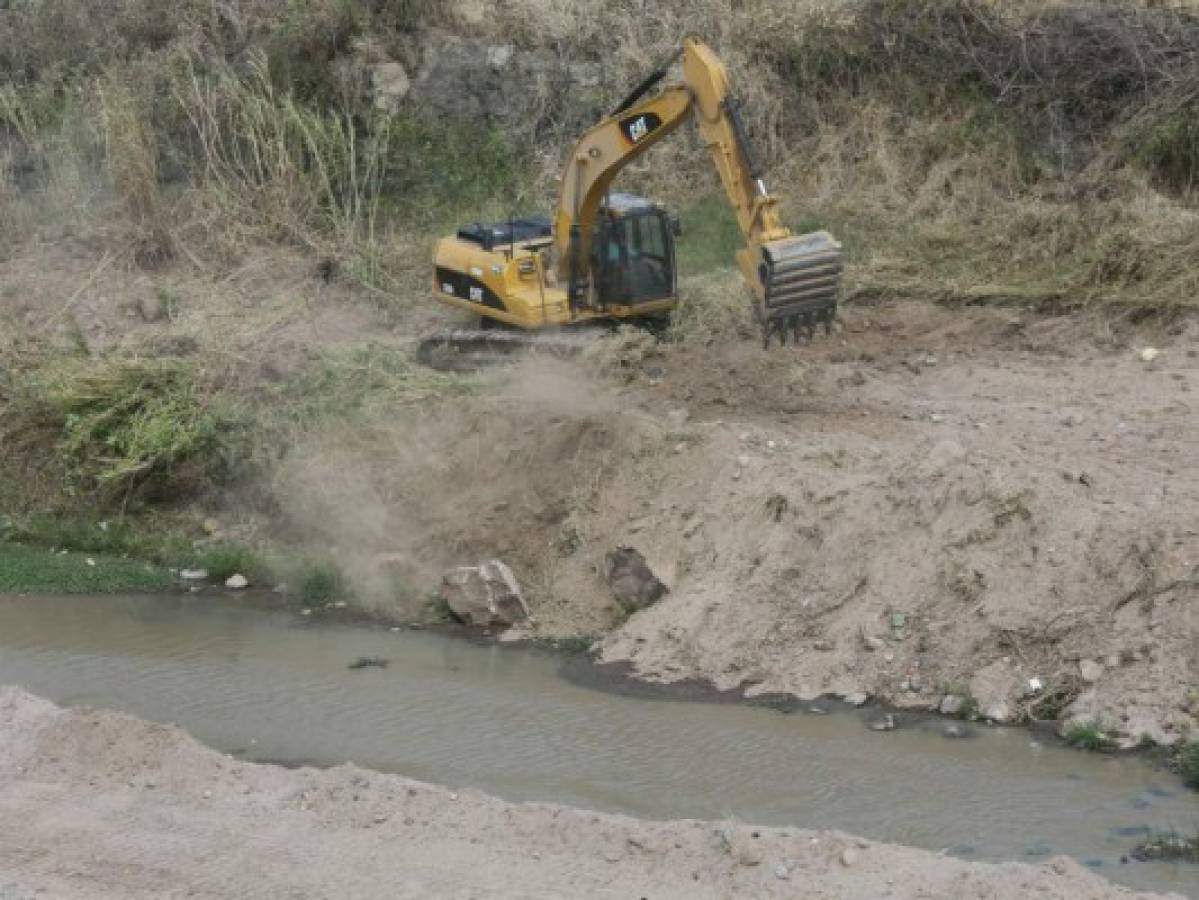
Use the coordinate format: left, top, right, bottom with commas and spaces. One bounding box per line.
555, 37, 842, 344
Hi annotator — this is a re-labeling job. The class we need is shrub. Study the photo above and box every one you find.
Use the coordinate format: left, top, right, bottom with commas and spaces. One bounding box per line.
299, 560, 346, 604
1064, 718, 1114, 752
1181, 741, 1199, 791
3, 356, 240, 505
197, 542, 263, 582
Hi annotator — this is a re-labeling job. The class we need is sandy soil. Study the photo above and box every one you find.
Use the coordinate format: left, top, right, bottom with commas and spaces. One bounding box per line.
3, 231, 1195, 744
0, 686, 1180, 899
587, 302, 1199, 745
287, 299, 1197, 746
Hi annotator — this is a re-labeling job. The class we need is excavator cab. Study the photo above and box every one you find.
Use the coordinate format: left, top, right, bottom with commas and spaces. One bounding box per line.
591, 193, 677, 307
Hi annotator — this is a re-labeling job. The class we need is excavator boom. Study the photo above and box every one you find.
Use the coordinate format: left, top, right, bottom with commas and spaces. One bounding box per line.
553, 37, 842, 344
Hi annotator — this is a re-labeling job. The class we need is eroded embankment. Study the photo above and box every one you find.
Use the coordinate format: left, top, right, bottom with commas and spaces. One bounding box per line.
297, 301, 1199, 748
0, 687, 1180, 899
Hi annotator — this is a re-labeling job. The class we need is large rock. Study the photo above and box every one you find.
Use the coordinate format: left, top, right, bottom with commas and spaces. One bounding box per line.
602, 547, 668, 613
440, 560, 529, 628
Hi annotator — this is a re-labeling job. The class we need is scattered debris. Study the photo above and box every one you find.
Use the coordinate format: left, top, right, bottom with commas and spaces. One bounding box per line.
225, 574, 249, 590
180, 569, 209, 581
1129, 831, 1198, 863
348, 657, 389, 670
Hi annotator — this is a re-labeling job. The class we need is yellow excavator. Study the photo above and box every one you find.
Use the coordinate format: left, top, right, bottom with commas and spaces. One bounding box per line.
422, 37, 842, 365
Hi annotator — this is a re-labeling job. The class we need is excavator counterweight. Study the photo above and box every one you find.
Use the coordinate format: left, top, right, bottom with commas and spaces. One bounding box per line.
425, 37, 842, 362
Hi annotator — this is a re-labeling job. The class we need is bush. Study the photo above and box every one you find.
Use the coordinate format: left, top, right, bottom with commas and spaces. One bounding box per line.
197, 542, 264, 582
2, 356, 241, 505
299, 560, 346, 604
1064, 718, 1114, 752
1181, 742, 1199, 791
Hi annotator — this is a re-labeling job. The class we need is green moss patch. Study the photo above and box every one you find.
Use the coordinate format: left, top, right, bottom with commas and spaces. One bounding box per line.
0, 542, 178, 594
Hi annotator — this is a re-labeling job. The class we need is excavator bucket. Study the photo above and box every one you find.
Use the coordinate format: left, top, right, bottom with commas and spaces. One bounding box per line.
757, 231, 843, 347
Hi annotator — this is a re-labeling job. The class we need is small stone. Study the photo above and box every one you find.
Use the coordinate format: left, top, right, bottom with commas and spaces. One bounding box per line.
225, 574, 249, 590
449, 792, 458, 801
840, 847, 860, 867
940, 695, 965, 716
1025, 677, 1044, 696
984, 702, 1011, 723
86, 558, 96, 567
1079, 659, 1104, 683
843, 691, 869, 707
863, 635, 885, 652
1139, 347, 1161, 362
774, 863, 789, 880
882, 651, 895, 663
868, 714, 896, 732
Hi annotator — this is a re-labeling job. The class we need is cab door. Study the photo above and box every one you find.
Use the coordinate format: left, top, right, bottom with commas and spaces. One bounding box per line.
592, 212, 675, 307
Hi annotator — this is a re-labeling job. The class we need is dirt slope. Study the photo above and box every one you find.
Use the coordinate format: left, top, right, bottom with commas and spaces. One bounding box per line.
0, 687, 1179, 899
332, 300, 1199, 745
586, 302, 1199, 743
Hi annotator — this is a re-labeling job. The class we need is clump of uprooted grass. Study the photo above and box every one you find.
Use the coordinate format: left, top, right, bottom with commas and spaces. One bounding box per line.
667, 269, 757, 345
264, 343, 476, 435
1, 355, 242, 506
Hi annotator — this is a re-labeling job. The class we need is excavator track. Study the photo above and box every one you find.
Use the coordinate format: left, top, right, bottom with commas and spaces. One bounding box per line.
416, 328, 600, 373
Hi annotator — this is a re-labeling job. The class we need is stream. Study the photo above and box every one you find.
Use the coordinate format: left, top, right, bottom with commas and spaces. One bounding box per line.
0, 592, 1194, 896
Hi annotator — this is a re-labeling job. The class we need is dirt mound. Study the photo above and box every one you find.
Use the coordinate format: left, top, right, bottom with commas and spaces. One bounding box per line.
0, 687, 1177, 899
298, 301, 1199, 745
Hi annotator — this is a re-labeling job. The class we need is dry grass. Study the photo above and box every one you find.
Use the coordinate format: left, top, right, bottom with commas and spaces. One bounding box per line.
5, 0, 1199, 311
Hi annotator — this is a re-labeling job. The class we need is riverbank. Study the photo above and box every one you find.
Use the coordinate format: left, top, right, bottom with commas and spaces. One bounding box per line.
0, 686, 1182, 899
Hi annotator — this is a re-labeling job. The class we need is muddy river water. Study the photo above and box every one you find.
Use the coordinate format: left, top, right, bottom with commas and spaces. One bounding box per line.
0, 592, 1194, 896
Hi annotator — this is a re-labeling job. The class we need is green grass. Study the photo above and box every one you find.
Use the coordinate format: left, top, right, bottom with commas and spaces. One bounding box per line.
674, 193, 743, 276
3, 355, 242, 505
1181, 741, 1199, 791
7, 515, 192, 565
1064, 719, 1115, 752
298, 560, 346, 604
0, 542, 177, 594
269, 343, 475, 431
196, 542, 267, 583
